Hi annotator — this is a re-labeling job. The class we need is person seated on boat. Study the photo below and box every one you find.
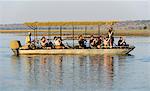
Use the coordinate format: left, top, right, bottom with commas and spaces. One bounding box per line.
97, 35, 102, 49
54, 37, 65, 49
118, 37, 129, 47
103, 37, 109, 48
40, 36, 47, 49
45, 39, 54, 49
107, 26, 114, 48
78, 35, 87, 49
35, 39, 41, 49
54, 37, 59, 45
89, 35, 97, 49
29, 39, 37, 49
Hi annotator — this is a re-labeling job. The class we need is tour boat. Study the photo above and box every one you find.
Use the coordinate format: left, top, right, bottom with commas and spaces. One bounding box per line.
10, 21, 135, 56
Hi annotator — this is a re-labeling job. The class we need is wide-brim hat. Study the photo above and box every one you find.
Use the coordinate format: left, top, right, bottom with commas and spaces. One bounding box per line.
107, 26, 113, 30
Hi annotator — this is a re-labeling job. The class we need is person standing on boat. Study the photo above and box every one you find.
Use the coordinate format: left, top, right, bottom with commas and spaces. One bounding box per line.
107, 26, 114, 48
20, 32, 32, 49
25, 32, 32, 48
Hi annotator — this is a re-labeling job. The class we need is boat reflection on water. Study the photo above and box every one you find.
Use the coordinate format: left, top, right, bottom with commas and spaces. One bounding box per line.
10, 54, 133, 91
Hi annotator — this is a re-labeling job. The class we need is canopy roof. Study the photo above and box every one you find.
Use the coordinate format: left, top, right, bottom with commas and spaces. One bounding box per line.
24, 21, 118, 26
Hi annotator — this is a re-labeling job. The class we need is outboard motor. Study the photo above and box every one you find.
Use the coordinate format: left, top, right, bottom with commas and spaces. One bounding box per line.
10, 40, 21, 56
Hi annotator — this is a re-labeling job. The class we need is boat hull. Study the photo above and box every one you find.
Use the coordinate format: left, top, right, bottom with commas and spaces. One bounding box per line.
13, 46, 135, 55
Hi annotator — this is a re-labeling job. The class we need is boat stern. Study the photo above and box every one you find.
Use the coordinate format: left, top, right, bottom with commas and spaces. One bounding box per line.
126, 46, 135, 54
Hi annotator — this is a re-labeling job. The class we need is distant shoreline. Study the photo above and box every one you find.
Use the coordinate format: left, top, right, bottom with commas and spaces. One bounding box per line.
0, 29, 150, 36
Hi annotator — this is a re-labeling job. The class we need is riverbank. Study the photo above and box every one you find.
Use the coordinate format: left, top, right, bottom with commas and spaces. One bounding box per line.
0, 29, 150, 36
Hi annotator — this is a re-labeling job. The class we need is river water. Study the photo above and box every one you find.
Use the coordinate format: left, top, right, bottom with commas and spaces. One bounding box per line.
0, 33, 150, 91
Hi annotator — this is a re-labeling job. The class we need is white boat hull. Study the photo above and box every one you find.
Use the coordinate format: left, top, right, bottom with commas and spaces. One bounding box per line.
12, 46, 135, 55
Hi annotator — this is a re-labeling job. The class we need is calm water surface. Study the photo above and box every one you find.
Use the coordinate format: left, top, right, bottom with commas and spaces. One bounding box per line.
0, 34, 150, 91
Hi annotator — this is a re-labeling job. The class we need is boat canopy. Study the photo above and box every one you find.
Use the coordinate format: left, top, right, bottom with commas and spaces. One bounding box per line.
24, 21, 118, 26
23, 21, 119, 46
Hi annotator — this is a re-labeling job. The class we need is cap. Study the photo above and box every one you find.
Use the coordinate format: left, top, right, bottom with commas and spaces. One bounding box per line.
28, 32, 31, 35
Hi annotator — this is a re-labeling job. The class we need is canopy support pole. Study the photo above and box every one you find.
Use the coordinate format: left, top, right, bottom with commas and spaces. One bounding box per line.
48, 27, 51, 40
60, 26, 62, 37
34, 27, 35, 43
84, 26, 87, 38
98, 25, 100, 36
72, 25, 75, 49
35, 26, 38, 41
